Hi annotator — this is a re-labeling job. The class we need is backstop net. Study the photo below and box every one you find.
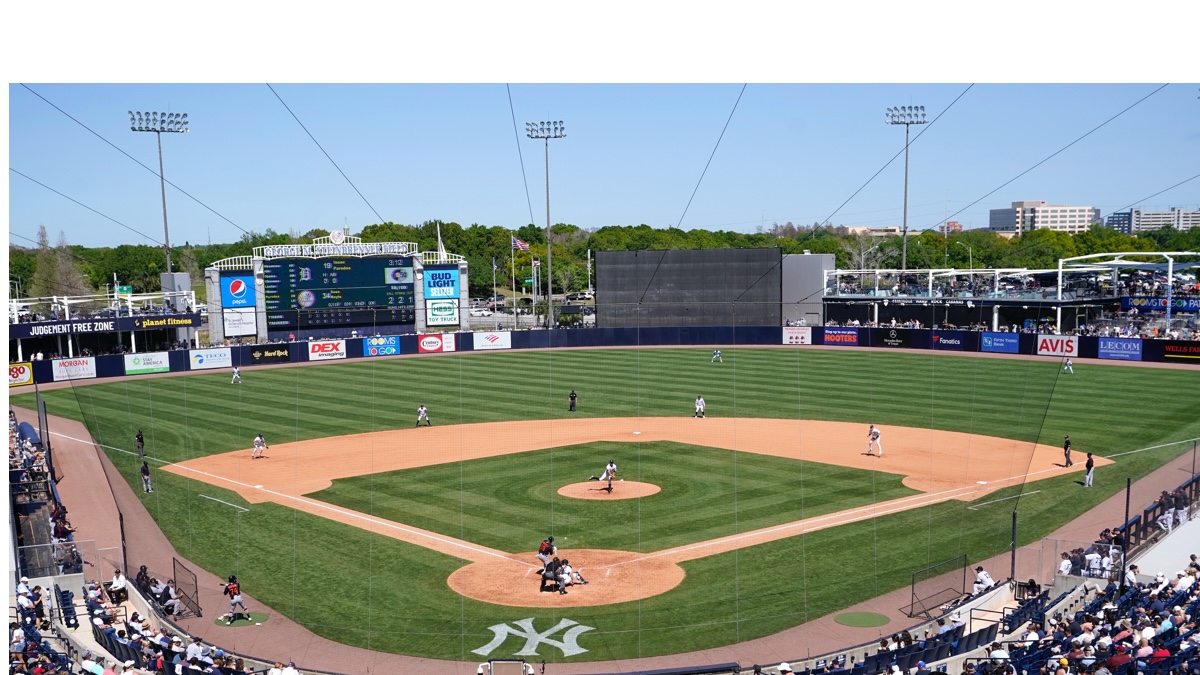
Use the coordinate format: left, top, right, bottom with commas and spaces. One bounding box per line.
907, 554, 969, 619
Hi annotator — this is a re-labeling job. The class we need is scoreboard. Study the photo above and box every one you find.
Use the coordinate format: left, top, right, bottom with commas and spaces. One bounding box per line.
263, 257, 416, 329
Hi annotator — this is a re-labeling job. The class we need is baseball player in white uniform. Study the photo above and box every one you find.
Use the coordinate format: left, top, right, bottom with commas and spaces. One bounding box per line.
589, 460, 618, 482
867, 424, 882, 457
416, 405, 431, 427
711, 349, 723, 363
694, 395, 706, 418
251, 433, 268, 459
231, 366, 241, 384
1063, 358, 1074, 374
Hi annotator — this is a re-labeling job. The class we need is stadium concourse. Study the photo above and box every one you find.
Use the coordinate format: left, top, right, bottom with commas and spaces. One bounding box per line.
10, 396, 1198, 675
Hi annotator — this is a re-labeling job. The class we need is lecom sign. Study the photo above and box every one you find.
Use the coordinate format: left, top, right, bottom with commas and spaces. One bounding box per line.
308, 340, 347, 361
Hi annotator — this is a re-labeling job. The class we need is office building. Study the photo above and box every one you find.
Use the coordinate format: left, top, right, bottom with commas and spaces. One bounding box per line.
988, 201, 1101, 235
1106, 207, 1200, 234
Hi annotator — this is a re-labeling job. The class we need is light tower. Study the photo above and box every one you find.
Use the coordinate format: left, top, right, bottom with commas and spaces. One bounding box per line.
526, 120, 566, 328
130, 110, 189, 273
885, 106, 927, 271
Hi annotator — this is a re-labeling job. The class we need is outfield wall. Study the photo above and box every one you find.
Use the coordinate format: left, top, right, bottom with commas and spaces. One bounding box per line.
11, 327, 1199, 386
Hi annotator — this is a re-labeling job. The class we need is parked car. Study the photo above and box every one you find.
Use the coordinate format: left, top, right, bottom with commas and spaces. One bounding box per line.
469, 307, 493, 317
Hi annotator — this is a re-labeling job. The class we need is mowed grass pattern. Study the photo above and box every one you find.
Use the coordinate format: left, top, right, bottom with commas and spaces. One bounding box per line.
12, 348, 1200, 662
310, 441, 918, 552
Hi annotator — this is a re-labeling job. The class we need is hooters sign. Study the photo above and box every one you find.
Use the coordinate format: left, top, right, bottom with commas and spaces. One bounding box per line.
1036, 334, 1077, 357
308, 340, 347, 361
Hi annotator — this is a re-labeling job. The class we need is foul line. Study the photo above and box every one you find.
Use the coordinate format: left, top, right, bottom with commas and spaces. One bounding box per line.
1106, 437, 1200, 459
967, 491, 1040, 511
198, 495, 250, 513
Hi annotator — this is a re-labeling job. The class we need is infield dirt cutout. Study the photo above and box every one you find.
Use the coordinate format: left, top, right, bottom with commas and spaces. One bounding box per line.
165, 417, 1105, 608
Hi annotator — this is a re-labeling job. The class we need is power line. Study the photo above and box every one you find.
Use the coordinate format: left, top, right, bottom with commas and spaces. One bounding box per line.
917, 83, 1171, 234
1107, 172, 1200, 216
640, 84, 748, 303
814, 84, 975, 233
17, 83, 250, 236
266, 83, 385, 224
506, 84, 537, 228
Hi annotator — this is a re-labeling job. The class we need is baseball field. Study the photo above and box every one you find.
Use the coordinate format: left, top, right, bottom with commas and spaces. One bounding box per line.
12, 347, 1200, 663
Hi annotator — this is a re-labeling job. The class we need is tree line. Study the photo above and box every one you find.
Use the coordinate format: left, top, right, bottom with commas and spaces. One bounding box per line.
10, 220, 1200, 301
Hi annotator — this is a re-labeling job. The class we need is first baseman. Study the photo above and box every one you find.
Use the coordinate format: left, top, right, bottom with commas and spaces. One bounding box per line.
867, 424, 882, 457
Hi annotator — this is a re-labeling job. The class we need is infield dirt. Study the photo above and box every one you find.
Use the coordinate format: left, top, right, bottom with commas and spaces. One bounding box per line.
164, 417, 1101, 608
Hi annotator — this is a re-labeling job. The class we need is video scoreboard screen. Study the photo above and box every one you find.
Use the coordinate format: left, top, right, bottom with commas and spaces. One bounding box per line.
263, 257, 416, 329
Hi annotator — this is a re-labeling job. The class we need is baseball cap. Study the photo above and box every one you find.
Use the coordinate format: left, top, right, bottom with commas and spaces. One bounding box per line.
917, 662, 927, 668
123, 661, 135, 668
20, 576, 28, 582
779, 664, 792, 673
1060, 658, 1069, 666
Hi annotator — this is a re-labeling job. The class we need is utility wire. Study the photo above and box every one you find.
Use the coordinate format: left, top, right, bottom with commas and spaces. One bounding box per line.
17, 83, 250, 236
266, 83, 385, 224
917, 83, 1171, 234
506, 84, 537, 228
815, 84, 975, 233
640, 84, 748, 303
10, 169, 207, 273
1108, 172, 1200, 216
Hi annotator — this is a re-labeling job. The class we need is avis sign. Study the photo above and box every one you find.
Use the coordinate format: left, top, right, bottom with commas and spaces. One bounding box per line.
473, 618, 595, 658
308, 340, 347, 361
1036, 334, 1077, 357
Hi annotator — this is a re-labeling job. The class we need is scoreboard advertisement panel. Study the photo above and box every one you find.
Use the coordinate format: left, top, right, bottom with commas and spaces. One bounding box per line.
263, 257, 416, 329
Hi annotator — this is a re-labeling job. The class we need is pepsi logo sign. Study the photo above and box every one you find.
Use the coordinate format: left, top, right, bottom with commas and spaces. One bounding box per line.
228, 279, 248, 298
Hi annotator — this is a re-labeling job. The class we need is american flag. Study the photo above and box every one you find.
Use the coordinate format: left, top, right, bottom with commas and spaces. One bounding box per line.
512, 236, 530, 251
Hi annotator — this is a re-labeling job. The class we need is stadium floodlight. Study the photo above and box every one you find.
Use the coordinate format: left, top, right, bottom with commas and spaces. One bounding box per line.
885, 104, 929, 271
526, 119, 568, 329
130, 109, 190, 274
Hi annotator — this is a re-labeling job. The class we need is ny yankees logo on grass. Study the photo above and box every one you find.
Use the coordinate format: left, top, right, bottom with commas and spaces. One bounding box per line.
473, 618, 595, 657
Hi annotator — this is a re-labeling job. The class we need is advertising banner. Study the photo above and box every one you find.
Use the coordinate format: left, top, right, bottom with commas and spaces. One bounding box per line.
222, 308, 257, 337
8, 314, 202, 339
308, 340, 347, 361
8, 362, 34, 387
1036, 334, 1078, 357
981, 332, 1020, 354
363, 336, 401, 356
822, 327, 859, 346
189, 348, 232, 370
1121, 297, 1200, 313
1163, 341, 1200, 361
250, 346, 291, 365
418, 333, 457, 353
932, 331, 965, 351
52, 357, 97, 381
878, 328, 911, 348
782, 326, 812, 345
472, 331, 512, 350
423, 267, 461, 300
123, 352, 171, 375
1097, 337, 1142, 362
220, 275, 256, 308
426, 299, 460, 326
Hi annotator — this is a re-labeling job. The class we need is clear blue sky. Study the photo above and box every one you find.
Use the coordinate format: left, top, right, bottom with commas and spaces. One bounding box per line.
9, 83, 1199, 249
5, 5, 1199, 251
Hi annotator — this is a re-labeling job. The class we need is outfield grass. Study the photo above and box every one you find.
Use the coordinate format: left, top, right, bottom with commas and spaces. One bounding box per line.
11, 348, 1200, 662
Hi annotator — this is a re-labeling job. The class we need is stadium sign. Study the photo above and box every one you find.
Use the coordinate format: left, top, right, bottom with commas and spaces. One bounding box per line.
9, 314, 201, 339
932, 331, 965, 351
782, 326, 812, 345
822, 327, 859, 346
472, 331, 512, 350
308, 340, 347, 361
251, 347, 291, 364
124, 352, 171, 375
189, 348, 233, 370
260, 243, 411, 258
418, 333, 457, 353
9, 362, 34, 387
1036, 334, 1077, 357
426, 299, 460, 326
1121, 297, 1200, 313
981, 332, 1019, 354
1097, 338, 1142, 362
52, 357, 97, 381
363, 336, 400, 356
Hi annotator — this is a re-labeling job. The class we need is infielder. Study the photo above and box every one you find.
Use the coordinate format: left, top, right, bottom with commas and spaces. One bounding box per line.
711, 349, 723, 363
223, 575, 248, 625
416, 405, 431, 427
867, 424, 882, 457
694, 395, 706, 418
231, 366, 241, 384
1063, 358, 1074, 374
251, 433, 268, 459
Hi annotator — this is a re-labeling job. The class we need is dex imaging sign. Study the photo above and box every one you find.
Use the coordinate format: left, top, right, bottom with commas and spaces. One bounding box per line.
308, 340, 347, 361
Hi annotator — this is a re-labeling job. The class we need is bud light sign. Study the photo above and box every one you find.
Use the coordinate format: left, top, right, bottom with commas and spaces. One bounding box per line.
1097, 337, 1142, 362
981, 332, 1019, 354
221, 275, 256, 308
932, 331, 965, 351
424, 267, 460, 299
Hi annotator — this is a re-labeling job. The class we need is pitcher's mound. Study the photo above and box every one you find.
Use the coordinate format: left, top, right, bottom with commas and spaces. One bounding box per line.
558, 481, 661, 500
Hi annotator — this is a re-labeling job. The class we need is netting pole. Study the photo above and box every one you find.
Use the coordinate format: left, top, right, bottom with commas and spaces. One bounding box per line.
1009, 510, 1017, 585
1121, 475, 1132, 591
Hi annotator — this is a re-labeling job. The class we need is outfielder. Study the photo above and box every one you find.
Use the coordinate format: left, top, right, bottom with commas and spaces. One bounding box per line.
711, 349, 723, 363
694, 395, 706, 418
416, 404, 431, 427
1063, 358, 1074, 374
867, 424, 882, 457
251, 433, 268, 459
231, 366, 241, 384
222, 575, 248, 625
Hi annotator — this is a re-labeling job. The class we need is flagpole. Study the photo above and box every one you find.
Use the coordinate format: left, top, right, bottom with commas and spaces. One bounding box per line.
492, 256, 498, 325
511, 236, 517, 330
